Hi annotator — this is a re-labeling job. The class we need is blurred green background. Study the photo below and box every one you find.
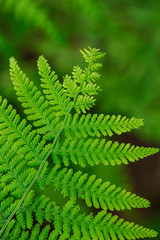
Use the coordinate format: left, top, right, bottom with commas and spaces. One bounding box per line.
0, 0, 160, 236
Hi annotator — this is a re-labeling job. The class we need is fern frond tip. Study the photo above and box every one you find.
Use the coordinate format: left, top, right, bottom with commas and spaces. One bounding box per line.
80, 47, 106, 64
9, 56, 17, 68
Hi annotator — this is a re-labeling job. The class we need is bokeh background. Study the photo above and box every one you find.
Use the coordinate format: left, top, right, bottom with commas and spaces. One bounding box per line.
0, 0, 160, 236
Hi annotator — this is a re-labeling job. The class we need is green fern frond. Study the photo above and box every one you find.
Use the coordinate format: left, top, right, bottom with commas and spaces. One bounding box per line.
72, 49, 104, 113
81, 82, 100, 96
63, 74, 80, 98
37, 56, 71, 116
2, 197, 158, 240
0, 97, 51, 166
0, 47, 159, 239
74, 95, 96, 113
63, 74, 100, 114
2, 221, 50, 240
80, 47, 106, 64
9, 58, 61, 139
52, 138, 159, 167
38, 164, 151, 211
64, 113, 144, 139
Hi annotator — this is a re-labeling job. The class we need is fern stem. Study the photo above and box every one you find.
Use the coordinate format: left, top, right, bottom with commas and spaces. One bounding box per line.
0, 71, 87, 237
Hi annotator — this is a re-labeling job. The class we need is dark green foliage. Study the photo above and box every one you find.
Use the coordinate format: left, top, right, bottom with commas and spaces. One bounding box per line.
0, 48, 159, 239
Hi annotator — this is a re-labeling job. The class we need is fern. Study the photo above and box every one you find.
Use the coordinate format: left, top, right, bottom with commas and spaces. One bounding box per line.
0, 47, 159, 239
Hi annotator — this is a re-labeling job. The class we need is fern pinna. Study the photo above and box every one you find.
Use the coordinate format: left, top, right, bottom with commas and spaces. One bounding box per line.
0, 48, 159, 239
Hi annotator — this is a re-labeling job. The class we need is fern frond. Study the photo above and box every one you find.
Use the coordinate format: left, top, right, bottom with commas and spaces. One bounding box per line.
0, 139, 36, 232
63, 66, 100, 113
0, 138, 31, 200
62, 48, 104, 115
63, 74, 80, 98
80, 47, 106, 65
63, 65, 100, 96
16, 190, 54, 229
3, 197, 157, 240
81, 82, 100, 96
2, 221, 50, 240
74, 95, 96, 114
64, 113, 144, 138
71, 49, 104, 114
39, 164, 151, 211
52, 138, 159, 167
22, 201, 159, 239
0, 97, 51, 166
0, 47, 159, 239
9, 57, 61, 139
37, 56, 71, 116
